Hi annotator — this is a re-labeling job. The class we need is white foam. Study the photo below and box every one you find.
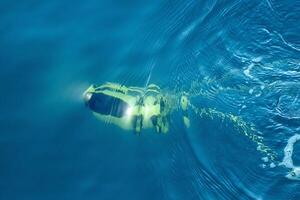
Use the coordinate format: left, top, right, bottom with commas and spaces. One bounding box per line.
252, 56, 263, 63
243, 63, 254, 79
280, 134, 300, 180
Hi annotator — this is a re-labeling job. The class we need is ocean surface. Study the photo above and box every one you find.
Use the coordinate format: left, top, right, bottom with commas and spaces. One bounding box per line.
1, 0, 300, 199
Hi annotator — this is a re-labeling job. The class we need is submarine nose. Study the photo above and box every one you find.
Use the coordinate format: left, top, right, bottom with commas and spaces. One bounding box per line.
83, 92, 93, 106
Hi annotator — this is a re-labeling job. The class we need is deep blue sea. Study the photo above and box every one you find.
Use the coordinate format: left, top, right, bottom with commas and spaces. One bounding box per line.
1, 0, 300, 199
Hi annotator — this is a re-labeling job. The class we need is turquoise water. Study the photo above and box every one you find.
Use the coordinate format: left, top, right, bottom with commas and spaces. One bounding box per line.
1, 0, 300, 199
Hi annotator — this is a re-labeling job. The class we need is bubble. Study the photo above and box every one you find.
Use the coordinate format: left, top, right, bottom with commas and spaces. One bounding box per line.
262, 157, 269, 162
270, 163, 276, 168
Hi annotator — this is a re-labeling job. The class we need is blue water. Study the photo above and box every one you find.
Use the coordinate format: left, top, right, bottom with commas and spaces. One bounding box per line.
1, 0, 300, 199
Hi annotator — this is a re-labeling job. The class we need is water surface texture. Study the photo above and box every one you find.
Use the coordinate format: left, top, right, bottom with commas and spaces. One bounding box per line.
1, 0, 300, 199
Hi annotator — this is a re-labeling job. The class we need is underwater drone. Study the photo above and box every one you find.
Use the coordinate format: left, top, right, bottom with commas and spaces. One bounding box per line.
83, 82, 190, 133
